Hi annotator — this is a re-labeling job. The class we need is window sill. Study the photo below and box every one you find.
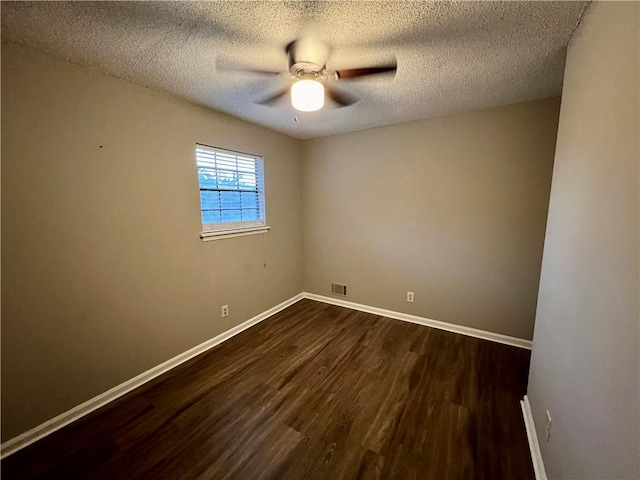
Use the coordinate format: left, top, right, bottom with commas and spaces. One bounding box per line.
200, 226, 270, 241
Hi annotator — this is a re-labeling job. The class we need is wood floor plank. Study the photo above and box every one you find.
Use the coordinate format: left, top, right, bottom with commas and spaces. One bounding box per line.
1, 299, 534, 479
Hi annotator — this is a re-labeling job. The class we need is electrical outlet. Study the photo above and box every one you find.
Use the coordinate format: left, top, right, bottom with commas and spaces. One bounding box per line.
221, 305, 229, 318
545, 410, 552, 442
407, 291, 414, 302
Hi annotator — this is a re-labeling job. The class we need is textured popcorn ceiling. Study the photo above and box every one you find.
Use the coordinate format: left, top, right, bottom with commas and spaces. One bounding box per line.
1, 1, 588, 139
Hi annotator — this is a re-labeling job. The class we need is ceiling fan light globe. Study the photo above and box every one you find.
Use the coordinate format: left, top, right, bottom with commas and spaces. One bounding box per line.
291, 80, 324, 112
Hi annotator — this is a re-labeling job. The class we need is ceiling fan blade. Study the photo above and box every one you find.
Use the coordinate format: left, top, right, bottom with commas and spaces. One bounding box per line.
255, 88, 289, 106
217, 59, 282, 76
235, 68, 282, 76
222, 67, 282, 76
326, 87, 358, 107
335, 65, 397, 80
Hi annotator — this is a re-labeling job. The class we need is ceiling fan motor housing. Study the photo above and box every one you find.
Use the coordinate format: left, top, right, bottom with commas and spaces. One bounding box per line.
287, 38, 330, 78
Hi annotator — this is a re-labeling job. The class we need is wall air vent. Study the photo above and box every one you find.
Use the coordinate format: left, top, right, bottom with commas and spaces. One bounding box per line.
331, 283, 347, 296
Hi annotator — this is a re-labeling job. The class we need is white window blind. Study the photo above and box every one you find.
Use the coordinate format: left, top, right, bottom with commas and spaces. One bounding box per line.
196, 144, 267, 235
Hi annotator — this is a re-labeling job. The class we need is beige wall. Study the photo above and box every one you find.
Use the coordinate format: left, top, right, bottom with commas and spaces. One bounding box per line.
527, 2, 640, 478
1, 42, 303, 440
302, 99, 560, 340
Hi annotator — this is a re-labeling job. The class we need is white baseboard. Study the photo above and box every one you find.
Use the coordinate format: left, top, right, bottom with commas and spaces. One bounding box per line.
0, 293, 305, 459
521, 395, 548, 480
302, 293, 532, 350
2, 291, 532, 458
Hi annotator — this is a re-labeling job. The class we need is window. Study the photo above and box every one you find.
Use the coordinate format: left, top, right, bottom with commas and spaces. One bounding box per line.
196, 144, 268, 240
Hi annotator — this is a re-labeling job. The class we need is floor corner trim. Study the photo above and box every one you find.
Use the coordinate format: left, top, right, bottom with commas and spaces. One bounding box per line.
520, 395, 548, 480
302, 292, 532, 349
0, 292, 305, 459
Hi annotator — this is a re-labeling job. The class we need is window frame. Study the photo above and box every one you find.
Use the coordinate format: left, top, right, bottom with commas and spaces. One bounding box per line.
195, 143, 269, 241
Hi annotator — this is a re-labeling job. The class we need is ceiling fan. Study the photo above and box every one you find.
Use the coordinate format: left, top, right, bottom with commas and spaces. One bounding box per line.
219, 37, 397, 112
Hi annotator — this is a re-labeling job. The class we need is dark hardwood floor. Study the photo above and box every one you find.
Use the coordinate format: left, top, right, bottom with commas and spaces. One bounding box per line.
2, 299, 534, 479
